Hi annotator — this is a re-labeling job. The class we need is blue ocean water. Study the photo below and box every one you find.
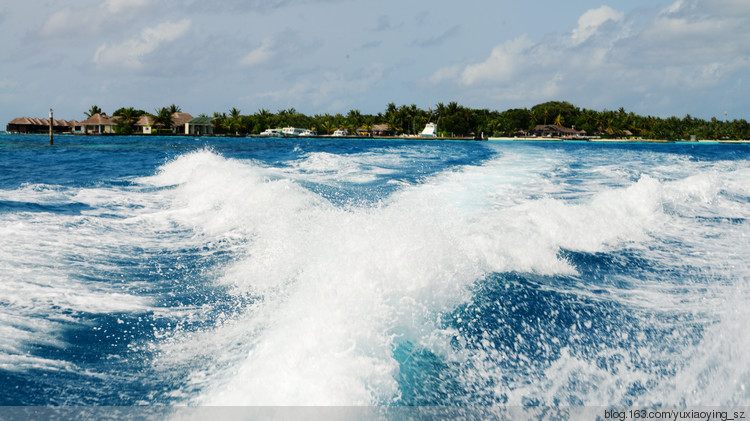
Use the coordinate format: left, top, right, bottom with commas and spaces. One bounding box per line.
1, 134, 749, 406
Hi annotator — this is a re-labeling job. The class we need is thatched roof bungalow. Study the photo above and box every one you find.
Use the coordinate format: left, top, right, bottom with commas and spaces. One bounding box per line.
372, 124, 394, 137
135, 115, 155, 134
172, 112, 193, 131
532, 124, 586, 138
6, 117, 79, 134
81, 113, 116, 134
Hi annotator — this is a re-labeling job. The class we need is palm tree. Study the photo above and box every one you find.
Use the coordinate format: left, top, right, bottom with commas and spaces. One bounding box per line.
346, 109, 362, 129
319, 121, 334, 135
168, 104, 181, 114
554, 114, 564, 127
227, 108, 242, 134
113, 107, 138, 134
113, 107, 138, 121
386, 113, 404, 134
85, 105, 103, 118
541, 108, 551, 125
435, 102, 446, 120
153, 107, 174, 133
385, 102, 397, 116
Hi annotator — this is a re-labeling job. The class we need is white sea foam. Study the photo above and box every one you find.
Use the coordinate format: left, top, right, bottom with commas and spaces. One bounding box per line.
126, 146, 750, 406
0, 180, 189, 372
7, 143, 745, 405
447, 149, 750, 406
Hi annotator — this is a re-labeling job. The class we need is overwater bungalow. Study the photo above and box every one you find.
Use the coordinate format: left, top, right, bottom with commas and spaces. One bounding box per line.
6, 117, 79, 134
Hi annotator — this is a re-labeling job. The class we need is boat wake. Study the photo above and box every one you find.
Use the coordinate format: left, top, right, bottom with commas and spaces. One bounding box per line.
1, 143, 748, 406
136, 147, 750, 406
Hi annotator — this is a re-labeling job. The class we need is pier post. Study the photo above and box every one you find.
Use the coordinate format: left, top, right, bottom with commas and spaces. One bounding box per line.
49, 108, 53, 145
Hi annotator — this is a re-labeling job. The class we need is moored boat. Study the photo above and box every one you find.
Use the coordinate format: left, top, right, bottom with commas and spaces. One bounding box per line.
420, 122, 438, 138
259, 128, 283, 137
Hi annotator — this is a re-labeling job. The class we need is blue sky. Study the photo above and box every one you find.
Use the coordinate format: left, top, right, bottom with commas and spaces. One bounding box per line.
2, 0, 749, 125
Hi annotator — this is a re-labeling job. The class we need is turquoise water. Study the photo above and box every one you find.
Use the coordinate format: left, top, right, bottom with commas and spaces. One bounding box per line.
1, 134, 749, 406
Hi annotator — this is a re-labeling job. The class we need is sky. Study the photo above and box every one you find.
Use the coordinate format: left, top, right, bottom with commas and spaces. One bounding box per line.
1, 0, 749, 125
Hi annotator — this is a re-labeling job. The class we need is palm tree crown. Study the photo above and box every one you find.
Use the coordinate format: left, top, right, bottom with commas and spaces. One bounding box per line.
85, 105, 103, 118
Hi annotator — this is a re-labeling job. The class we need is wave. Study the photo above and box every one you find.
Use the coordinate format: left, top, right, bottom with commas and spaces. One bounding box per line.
3, 144, 747, 406
135, 147, 750, 406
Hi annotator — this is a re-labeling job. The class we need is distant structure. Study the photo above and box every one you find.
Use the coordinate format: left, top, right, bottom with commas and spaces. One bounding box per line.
185, 116, 214, 135
80, 113, 116, 134
7, 111, 214, 135
532, 124, 586, 138
372, 124, 394, 137
6, 117, 80, 134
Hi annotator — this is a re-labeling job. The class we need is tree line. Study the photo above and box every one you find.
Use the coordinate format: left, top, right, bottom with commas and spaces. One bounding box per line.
85, 104, 184, 134
88, 101, 750, 140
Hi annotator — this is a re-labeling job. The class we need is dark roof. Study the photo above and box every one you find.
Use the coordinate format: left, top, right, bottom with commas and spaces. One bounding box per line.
136, 115, 155, 126
533, 124, 585, 135
8, 117, 79, 127
172, 112, 194, 127
188, 117, 214, 125
81, 113, 115, 125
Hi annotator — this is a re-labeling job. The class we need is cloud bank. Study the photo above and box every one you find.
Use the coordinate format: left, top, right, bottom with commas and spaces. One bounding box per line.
92, 19, 192, 72
2, 0, 748, 125
428, 0, 750, 115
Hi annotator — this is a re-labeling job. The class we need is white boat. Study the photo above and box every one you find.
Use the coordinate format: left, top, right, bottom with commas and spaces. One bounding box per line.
420, 122, 438, 138
332, 129, 347, 137
282, 127, 306, 136
301, 129, 317, 136
259, 128, 283, 137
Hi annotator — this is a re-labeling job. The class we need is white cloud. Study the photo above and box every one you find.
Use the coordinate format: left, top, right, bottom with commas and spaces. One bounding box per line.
104, 0, 153, 14
459, 36, 534, 86
239, 39, 275, 67
427, 1, 750, 115
255, 64, 385, 111
93, 19, 192, 71
36, 0, 155, 41
426, 64, 462, 85
660, 0, 687, 16
571, 5, 624, 45
237, 31, 320, 70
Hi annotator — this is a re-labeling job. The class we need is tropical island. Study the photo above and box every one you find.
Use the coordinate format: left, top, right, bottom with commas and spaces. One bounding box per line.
6, 101, 750, 142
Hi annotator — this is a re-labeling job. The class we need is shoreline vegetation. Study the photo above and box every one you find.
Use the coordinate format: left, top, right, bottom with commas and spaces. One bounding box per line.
5, 101, 750, 143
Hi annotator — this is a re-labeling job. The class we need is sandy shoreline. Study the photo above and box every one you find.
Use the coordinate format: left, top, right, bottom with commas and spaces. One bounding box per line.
4, 132, 749, 144
487, 136, 750, 144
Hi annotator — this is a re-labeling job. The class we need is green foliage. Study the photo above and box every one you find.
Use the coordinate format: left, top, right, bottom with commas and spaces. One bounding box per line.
85, 105, 103, 118
112, 107, 146, 118
495, 108, 533, 135
153, 107, 174, 133
95, 101, 750, 140
112, 107, 146, 134
531, 101, 579, 125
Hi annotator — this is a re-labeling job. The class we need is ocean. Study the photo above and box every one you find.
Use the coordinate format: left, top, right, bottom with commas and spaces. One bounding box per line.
1, 134, 749, 408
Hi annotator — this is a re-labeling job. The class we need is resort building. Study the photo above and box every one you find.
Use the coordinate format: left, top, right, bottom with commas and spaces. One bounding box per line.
6, 117, 80, 134
532, 124, 586, 138
185, 117, 214, 135
7, 110, 214, 136
171, 112, 193, 134
372, 124, 394, 137
80, 113, 116, 134
136, 113, 208, 135
135, 115, 155, 134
